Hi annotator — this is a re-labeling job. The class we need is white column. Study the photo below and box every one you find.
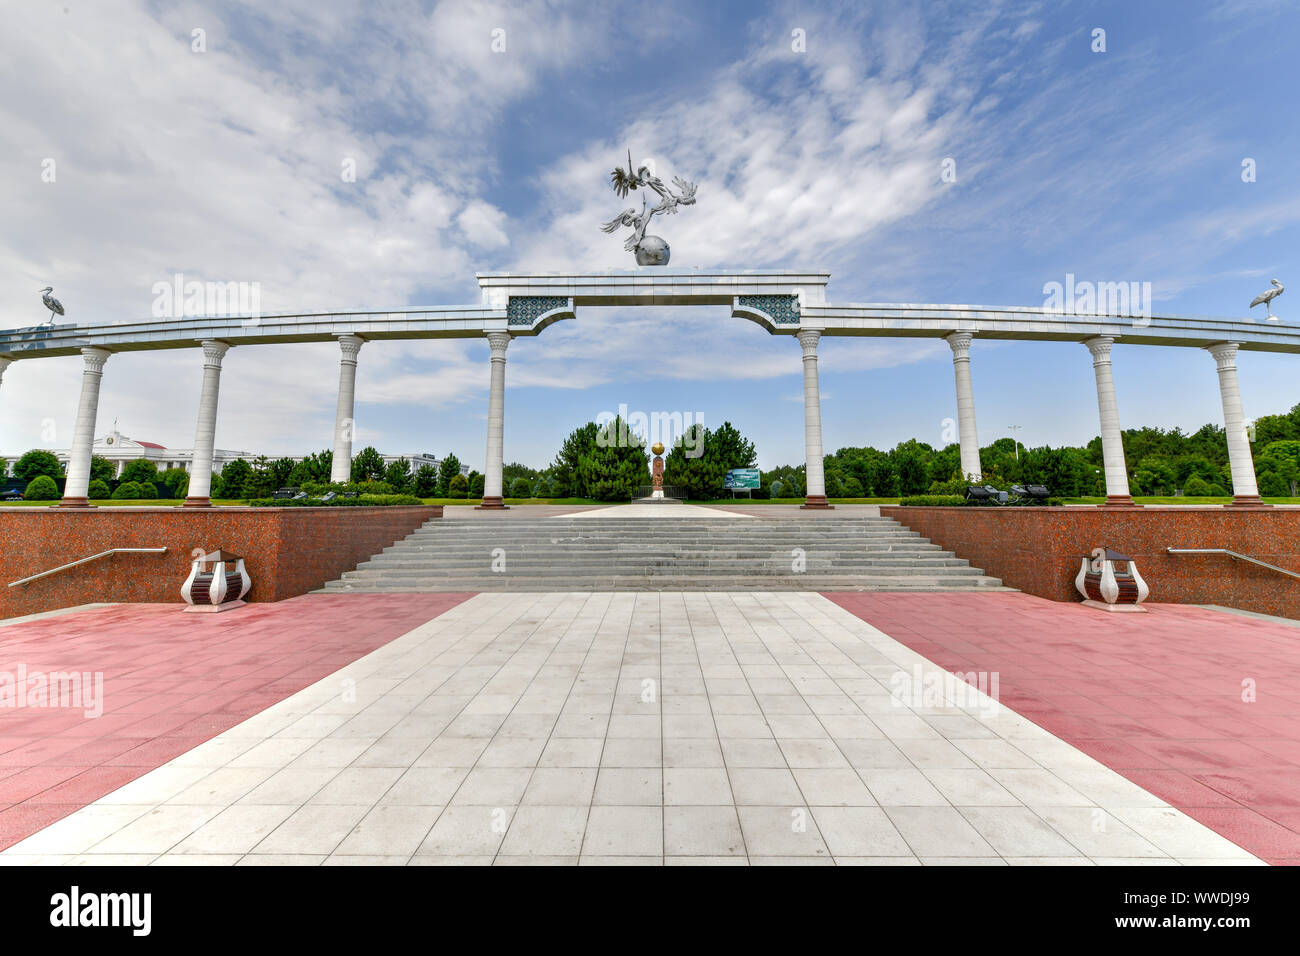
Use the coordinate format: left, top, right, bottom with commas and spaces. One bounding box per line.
0, 356, 12, 391
1084, 336, 1135, 506
1207, 342, 1264, 506
797, 329, 831, 508
945, 332, 982, 481
61, 347, 112, 506
330, 335, 364, 484
184, 340, 230, 506
479, 331, 511, 508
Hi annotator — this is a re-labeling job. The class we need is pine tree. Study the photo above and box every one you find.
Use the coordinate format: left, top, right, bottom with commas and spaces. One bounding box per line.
437, 453, 462, 497
578, 416, 649, 500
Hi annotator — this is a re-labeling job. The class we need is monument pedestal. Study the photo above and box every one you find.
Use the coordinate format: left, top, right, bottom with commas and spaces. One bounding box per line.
801, 495, 834, 510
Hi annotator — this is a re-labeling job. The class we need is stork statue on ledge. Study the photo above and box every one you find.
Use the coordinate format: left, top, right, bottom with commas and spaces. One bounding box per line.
1249, 278, 1284, 320
40, 286, 65, 325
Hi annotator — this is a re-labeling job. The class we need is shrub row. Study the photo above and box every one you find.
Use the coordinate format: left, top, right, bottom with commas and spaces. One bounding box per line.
898, 494, 1065, 507
248, 494, 425, 508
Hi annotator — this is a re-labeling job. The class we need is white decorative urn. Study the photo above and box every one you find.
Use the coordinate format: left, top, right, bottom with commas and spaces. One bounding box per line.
1075, 547, 1149, 612
182, 549, 252, 612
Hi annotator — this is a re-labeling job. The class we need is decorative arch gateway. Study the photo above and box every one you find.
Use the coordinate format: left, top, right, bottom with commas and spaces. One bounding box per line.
2, 268, 1297, 509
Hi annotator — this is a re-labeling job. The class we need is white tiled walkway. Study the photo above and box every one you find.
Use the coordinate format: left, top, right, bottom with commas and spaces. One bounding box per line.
0, 592, 1261, 866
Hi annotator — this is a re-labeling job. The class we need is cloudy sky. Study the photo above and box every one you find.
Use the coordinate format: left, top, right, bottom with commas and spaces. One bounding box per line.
2, 0, 1298, 470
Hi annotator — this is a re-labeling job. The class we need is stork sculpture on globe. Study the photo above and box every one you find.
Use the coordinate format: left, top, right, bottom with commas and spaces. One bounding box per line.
600, 150, 698, 266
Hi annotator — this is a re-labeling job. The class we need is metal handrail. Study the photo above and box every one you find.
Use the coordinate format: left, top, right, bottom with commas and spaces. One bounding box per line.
8, 548, 167, 588
1166, 547, 1300, 582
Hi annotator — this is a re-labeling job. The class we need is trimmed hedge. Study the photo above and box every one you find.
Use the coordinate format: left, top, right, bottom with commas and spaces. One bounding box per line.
899, 494, 1065, 507
88, 479, 111, 499
111, 481, 144, 500
248, 494, 424, 507
24, 475, 60, 500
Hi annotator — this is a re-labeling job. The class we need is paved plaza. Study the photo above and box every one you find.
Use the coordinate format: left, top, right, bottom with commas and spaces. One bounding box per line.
2, 588, 1288, 865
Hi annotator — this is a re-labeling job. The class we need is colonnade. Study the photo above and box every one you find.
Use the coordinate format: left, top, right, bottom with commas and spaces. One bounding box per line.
3, 329, 1269, 509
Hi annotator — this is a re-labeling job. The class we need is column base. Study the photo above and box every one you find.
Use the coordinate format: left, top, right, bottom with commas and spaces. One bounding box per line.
1224, 495, 1272, 509
800, 495, 834, 510
54, 498, 94, 509
182, 497, 212, 508
476, 497, 509, 510
1098, 496, 1141, 509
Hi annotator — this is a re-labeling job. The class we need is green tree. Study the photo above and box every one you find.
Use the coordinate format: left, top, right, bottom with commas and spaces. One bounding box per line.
413, 464, 439, 497
88, 478, 111, 499
663, 424, 720, 499
1252, 403, 1300, 447
707, 422, 757, 472
437, 454, 463, 498
509, 476, 533, 498
662, 421, 756, 500
119, 458, 160, 485
469, 472, 486, 498
90, 456, 114, 485
502, 462, 538, 486
239, 456, 278, 499
1257, 440, 1300, 497
24, 474, 59, 500
1018, 446, 1091, 497
351, 446, 385, 482
1133, 455, 1177, 495
579, 416, 648, 500
218, 458, 252, 498
1175, 454, 1218, 486
891, 440, 933, 496
285, 460, 314, 486
551, 423, 600, 497
447, 473, 469, 499
13, 450, 62, 482
384, 458, 412, 492
159, 467, 189, 498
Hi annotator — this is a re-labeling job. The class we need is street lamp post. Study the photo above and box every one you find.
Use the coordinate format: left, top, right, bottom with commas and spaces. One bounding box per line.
1008, 424, 1023, 461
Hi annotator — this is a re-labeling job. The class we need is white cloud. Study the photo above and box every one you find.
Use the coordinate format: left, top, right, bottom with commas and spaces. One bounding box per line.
456, 200, 511, 249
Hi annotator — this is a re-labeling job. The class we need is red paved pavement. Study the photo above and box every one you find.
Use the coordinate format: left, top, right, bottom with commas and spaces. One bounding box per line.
824, 592, 1300, 865
0, 593, 472, 850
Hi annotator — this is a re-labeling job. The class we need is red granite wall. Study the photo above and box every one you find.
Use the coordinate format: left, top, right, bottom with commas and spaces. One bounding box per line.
881, 506, 1300, 619
0, 506, 440, 619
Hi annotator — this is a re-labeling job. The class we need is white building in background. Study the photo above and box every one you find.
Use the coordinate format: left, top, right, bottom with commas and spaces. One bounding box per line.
4, 427, 469, 478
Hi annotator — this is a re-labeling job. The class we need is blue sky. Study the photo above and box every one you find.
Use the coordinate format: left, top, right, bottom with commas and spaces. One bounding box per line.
1, 0, 1298, 470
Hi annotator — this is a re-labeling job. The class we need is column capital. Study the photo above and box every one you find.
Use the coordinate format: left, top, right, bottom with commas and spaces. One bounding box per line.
796, 328, 821, 355
486, 331, 512, 354
1084, 336, 1114, 362
337, 334, 365, 365
81, 347, 111, 374
946, 331, 973, 360
1206, 341, 1239, 371
200, 340, 231, 367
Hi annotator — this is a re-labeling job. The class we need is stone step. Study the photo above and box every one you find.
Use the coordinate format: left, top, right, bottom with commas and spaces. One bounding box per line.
379, 543, 950, 554
321, 576, 1007, 592
342, 564, 988, 580
319, 514, 1000, 592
